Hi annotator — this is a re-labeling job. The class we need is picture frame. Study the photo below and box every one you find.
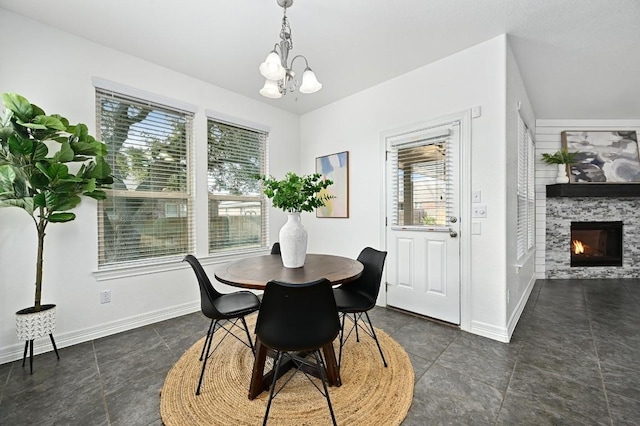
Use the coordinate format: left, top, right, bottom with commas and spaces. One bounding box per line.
561, 130, 640, 183
315, 151, 349, 218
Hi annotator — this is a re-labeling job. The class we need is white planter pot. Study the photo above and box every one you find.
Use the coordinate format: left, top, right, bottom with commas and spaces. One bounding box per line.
16, 304, 56, 341
279, 212, 308, 268
556, 164, 570, 183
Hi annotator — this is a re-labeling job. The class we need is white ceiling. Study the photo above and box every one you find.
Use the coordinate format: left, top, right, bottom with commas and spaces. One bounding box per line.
1, 0, 639, 119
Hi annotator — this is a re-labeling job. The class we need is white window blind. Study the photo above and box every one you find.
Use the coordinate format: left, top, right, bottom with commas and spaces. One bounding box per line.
526, 129, 535, 251
389, 127, 453, 228
207, 118, 267, 253
96, 88, 194, 267
517, 113, 535, 260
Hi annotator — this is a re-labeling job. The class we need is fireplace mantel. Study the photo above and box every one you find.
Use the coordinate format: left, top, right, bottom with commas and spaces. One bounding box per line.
546, 184, 640, 198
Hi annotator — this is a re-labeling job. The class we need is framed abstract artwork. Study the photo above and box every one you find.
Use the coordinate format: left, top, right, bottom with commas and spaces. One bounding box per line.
561, 130, 640, 183
315, 151, 349, 218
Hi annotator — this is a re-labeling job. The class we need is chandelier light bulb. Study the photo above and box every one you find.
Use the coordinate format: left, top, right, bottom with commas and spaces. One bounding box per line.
259, 51, 286, 81
259, 79, 282, 98
299, 68, 322, 94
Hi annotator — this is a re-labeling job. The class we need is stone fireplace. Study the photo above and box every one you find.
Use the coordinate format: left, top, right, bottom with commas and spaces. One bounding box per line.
545, 184, 640, 278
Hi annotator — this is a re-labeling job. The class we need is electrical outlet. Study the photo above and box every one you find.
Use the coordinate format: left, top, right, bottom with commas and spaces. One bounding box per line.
100, 290, 111, 304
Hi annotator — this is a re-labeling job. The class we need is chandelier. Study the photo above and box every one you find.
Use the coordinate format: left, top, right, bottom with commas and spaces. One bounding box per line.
259, 0, 322, 99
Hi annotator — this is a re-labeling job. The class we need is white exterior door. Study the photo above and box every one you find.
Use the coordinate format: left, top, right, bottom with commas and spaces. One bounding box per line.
385, 121, 461, 324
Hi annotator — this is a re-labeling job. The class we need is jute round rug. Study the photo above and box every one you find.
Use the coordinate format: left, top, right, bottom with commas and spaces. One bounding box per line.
160, 315, 413, 425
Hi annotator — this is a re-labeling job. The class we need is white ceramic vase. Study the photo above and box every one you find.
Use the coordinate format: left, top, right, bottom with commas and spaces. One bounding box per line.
279, 212, 308, 268
556, 164, 569, 184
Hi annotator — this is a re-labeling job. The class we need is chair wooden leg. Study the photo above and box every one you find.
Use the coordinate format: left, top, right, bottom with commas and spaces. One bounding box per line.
364, 311, 387, 367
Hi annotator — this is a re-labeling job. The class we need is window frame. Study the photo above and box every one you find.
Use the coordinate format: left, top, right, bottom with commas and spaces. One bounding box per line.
516, 113, 536, 261
205, 115, 269, 255
94, 82, 196, 271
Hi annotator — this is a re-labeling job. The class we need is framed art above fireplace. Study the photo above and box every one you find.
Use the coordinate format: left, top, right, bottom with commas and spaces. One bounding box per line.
561, 130, 640, 183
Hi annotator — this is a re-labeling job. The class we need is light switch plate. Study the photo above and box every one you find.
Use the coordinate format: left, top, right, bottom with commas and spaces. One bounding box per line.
472, 205, 487, 218
472, 191, 481, 203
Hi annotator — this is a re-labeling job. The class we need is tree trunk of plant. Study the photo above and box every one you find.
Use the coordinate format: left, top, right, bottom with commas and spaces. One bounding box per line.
35, 214, 46, 312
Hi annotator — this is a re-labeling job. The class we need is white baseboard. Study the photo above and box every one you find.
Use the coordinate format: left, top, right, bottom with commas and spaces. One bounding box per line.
469, 320, 510, 343
0, 301, 200, 365
470, 276, 536, 344
507, 275, 537, 339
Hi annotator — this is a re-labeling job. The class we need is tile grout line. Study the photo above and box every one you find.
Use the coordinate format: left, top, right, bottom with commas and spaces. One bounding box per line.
584, 285, 615, 426
93, 339, 113, 426
0, 361, 13, 406
491, 281, 543, 426
153, 326, 174, 354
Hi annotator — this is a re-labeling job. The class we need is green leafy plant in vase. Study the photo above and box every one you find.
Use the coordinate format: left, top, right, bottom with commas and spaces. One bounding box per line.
542, 148, 578, 184
0, 93, 112, 372
258, 172, 333, 267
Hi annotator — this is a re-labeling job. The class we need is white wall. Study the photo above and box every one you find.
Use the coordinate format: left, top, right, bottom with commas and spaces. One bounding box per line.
535, 119, 640, 278
300, 35, 516, 341
505, 41, 537, 336
0, 11, 300, 363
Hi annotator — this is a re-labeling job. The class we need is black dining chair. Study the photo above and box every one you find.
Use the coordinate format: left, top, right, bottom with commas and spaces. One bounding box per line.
333, 247, 388, 368
270, 242, 281, 255
256, 278, 340, 426
183, 254, 261, 395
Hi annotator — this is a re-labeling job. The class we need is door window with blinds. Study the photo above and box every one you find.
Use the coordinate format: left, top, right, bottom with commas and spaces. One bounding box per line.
96, 89, 194, 266
389, 127, 453, 229
207, 119, 267, 253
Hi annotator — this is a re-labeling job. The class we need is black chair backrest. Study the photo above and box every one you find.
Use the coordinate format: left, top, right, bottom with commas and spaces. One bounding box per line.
270, 242, 281, 255
353, 247, 388, 303
256, 278, 340, 352
183, 255, 224, 318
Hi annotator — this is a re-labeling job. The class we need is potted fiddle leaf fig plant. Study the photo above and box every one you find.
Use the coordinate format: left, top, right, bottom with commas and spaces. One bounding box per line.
0, 93, 112, 372
258, 172, 333, 268
542, 148, 578, 183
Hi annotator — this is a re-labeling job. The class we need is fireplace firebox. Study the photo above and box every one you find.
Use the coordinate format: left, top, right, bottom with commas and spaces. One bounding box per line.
570, 221, 623, 267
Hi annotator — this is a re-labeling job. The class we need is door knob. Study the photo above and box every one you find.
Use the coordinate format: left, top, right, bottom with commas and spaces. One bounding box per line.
449, 217, 458, 223
449, 230, 458, 238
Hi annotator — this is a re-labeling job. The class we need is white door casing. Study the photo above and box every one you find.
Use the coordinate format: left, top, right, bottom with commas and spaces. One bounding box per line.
383, 112, 470, 325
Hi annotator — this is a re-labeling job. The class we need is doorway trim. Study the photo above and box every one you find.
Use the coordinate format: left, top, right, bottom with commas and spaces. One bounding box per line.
379, 109, 472, 333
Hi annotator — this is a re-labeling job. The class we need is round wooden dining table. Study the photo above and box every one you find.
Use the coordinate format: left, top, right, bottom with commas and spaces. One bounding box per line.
214, 253, 364, 290
214, 253, 364, 400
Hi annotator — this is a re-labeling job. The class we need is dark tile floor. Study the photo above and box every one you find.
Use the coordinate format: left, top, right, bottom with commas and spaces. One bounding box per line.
1, 279, 639, 425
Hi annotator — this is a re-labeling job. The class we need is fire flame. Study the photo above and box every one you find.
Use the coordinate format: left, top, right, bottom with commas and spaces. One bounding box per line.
572, 240, 585, 254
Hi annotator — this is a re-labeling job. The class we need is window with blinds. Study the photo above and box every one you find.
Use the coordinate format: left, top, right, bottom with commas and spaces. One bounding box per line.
96, 89, 194, 267
517, 113, 535, 260
207, 118, 267, 253
389, 130, 453, 228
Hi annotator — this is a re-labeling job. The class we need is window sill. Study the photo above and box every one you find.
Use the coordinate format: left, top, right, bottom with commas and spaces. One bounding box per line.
514, 250, 535, 273
92, 248, 269, 281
